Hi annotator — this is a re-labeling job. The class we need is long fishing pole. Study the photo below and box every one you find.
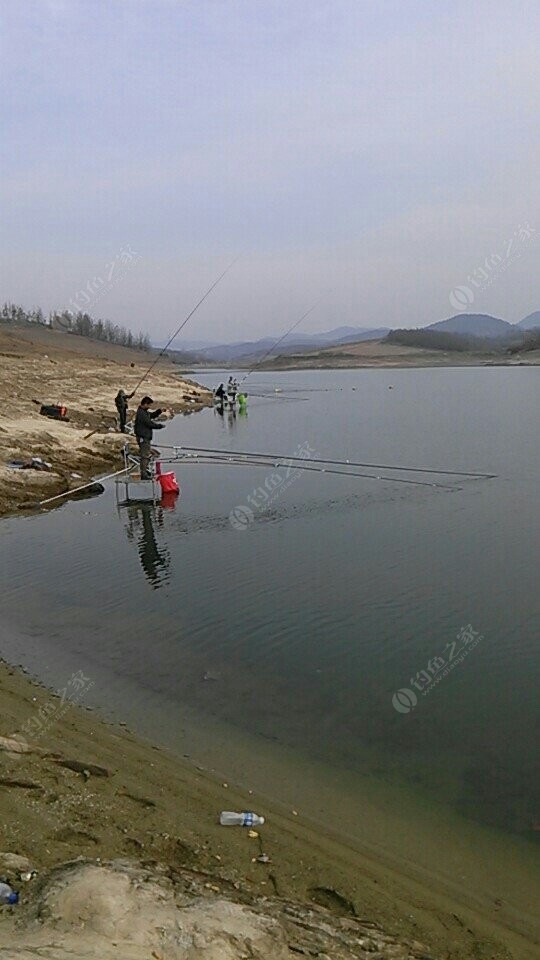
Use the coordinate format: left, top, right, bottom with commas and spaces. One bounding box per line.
131, 257, 239, 395
238, 293, 328, 386
157, 444, 496, 479
39, 465, 134, 507
245, 392, 309, 402
163, 452, 458, 490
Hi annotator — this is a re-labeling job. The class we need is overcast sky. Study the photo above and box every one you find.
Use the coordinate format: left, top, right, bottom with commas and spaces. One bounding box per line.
1, 0, 539, 342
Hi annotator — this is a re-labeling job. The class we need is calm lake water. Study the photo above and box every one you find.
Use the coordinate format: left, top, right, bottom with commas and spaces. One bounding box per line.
1, 368, 539, 891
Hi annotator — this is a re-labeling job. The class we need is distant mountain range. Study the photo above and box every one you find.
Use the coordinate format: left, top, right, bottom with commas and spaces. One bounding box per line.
154, 311, 540, 365
157, 326, 391, 363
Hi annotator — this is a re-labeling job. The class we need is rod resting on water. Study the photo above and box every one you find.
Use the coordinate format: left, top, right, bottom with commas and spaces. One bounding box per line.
171, 452, 459, 489
156, 444, 496, 479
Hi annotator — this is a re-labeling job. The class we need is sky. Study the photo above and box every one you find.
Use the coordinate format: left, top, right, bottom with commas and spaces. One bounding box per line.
1, 0, 540, 343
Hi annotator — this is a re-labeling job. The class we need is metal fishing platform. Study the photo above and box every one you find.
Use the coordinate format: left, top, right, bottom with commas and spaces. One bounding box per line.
115, 476, 160, 505
115, 446, 160, 505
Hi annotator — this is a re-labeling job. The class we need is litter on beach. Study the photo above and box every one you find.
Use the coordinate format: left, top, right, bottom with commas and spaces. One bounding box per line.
7, 457, 52, 472
219, 812, 265, 827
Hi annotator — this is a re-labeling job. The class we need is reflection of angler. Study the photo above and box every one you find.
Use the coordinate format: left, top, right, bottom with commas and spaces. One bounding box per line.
127, 504, 171, 586
216, 405, 237, 431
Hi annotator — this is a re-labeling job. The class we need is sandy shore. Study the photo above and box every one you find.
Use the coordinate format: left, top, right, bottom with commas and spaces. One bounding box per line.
0, 661, 429, 959
0, 323, 212, 516
0, 659, 538, 959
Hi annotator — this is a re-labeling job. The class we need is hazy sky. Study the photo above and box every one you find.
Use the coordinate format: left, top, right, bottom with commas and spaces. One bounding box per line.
1, 0, 539, 342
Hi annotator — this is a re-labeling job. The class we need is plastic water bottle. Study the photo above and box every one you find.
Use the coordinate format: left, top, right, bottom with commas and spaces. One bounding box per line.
220, 811, 265, 827
0, 882, 18, 905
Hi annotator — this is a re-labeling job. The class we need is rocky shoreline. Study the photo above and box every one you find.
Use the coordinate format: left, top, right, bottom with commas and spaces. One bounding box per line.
0, 324, 212, 516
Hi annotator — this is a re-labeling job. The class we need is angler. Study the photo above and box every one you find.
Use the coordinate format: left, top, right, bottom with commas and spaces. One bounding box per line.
114, 388, 135, 433
134, 396, 165, 479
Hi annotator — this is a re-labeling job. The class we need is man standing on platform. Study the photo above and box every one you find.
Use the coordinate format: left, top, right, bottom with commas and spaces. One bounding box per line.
134, 396, 164, 479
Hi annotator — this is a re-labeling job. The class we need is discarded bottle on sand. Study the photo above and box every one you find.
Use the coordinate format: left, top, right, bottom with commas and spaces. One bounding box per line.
0, 882, 19, 905
220, 811, 265, 827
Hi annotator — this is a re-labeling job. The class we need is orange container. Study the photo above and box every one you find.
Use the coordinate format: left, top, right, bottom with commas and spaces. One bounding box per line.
158, 471, 179, 494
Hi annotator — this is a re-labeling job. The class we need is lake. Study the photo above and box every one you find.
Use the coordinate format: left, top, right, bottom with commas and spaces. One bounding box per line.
1, 366, 539, 918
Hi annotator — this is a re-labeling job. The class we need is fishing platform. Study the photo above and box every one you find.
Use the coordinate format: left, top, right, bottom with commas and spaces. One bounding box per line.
115, 444, 180, 505
115, 475, 160, 505
115, 446, 160, 505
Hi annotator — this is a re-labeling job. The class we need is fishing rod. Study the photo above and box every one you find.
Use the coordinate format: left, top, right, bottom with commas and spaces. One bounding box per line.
131, 257, 239, 395
39, 465, 134, 507
159, 451, 458, 489
245, 392, 309, 402
156, 444, 496, 479
237, 293, 328, 386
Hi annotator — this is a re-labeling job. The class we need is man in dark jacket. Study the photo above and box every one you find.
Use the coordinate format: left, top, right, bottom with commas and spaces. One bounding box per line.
134, 396, 164, 479
115, 388, 135, 433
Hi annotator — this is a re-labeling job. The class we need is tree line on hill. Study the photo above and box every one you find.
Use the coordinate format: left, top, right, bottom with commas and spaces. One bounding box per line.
385, 327, 540, 353
3, 299, 539, 360
0, 302, 151, 351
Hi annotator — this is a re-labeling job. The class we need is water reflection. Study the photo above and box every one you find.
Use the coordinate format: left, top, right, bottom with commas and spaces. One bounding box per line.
214, 401, 238, 430
124, 503, 172, 588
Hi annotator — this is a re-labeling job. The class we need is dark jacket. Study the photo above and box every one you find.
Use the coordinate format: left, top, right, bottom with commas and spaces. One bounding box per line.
115, 390, 134, 413
134, 405, 164, 441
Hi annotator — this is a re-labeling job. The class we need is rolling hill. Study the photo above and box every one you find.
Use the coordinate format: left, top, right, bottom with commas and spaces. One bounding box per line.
425, 314, 512, 337
518, 311, 540, 329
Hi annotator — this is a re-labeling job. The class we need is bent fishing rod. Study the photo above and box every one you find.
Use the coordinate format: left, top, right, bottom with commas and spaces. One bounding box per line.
237, 293, 329, 387
131, 257, 239, 395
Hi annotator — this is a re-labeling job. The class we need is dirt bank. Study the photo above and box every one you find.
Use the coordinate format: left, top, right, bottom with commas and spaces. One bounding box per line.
0, 661, 537, 959
0, 858, 429, 960
258, 338, 540, 370
0, 324, 212, 516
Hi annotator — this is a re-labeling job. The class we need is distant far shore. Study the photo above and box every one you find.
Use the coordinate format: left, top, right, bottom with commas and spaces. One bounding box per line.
183, 338, 540, 372
246, 338, 540, 370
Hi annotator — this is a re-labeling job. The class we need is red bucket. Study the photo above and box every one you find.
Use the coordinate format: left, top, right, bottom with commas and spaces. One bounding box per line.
160, 490, 179, 510
158, 471, 179, 494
